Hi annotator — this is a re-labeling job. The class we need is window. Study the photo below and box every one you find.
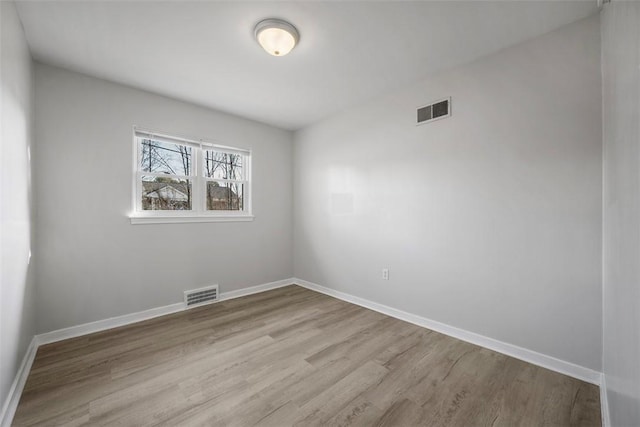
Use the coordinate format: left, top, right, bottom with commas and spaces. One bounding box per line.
131, 128, 252, 224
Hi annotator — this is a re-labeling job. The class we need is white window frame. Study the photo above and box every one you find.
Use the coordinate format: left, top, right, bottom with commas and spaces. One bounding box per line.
129, 127, 253, 224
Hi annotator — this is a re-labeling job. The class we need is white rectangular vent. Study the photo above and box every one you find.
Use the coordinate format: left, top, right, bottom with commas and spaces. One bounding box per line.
184, 285, 219, 308
417, 97, 451, 125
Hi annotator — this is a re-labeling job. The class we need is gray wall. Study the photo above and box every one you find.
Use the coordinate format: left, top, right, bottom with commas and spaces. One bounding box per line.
0, 1, 36, 418
602, 1, 640, 425
33, 64, 293, 333
293, 16, 602, 370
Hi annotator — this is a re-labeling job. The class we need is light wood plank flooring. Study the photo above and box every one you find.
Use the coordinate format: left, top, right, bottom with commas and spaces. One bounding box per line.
13, 285, 601, 426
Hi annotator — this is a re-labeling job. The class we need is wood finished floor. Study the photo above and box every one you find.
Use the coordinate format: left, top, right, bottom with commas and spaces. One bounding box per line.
13, 285, 600, 426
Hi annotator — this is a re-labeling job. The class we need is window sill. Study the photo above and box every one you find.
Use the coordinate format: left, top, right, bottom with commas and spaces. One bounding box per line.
129, 214, 254, 225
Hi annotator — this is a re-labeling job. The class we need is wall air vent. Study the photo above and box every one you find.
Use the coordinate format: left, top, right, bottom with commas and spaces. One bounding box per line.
184, 285, 219, 308
417, 97, 451, 125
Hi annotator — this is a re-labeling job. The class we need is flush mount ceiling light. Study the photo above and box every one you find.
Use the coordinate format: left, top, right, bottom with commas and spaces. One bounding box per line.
254, 18, 299, 57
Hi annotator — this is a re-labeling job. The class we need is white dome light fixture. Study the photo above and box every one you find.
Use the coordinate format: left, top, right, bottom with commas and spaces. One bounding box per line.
254, 18, 299, 57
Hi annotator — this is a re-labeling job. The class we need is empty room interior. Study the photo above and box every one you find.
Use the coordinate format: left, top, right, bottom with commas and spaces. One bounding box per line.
1, 0, 639, 426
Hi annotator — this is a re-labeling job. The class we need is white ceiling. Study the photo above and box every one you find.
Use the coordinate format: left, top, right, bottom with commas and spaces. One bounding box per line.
15, 1, 597, 130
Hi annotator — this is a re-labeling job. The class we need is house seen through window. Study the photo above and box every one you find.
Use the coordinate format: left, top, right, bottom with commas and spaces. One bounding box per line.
133, 129, 251, 221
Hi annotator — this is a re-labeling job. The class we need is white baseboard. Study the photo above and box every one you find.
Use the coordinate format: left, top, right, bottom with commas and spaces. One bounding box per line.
0, 337, 38, 427
36, 302, 186, 346
37, 278, 294, 346
600, 373, 610, 427
218, 278, 293, 302
293, 277, 602, 386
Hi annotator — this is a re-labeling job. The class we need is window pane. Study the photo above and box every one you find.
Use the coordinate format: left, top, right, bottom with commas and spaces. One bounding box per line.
139, 138, 192, 176
206, 182, 243, 211
141, 176, 192, 210
203, 150, 243, 180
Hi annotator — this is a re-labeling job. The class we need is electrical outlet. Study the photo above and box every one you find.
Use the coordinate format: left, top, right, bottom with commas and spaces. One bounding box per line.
382, 268, 389, 280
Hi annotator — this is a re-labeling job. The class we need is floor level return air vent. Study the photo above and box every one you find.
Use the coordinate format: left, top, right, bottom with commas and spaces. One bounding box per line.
417, 97, 451, 125
184, 285, 219, 308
